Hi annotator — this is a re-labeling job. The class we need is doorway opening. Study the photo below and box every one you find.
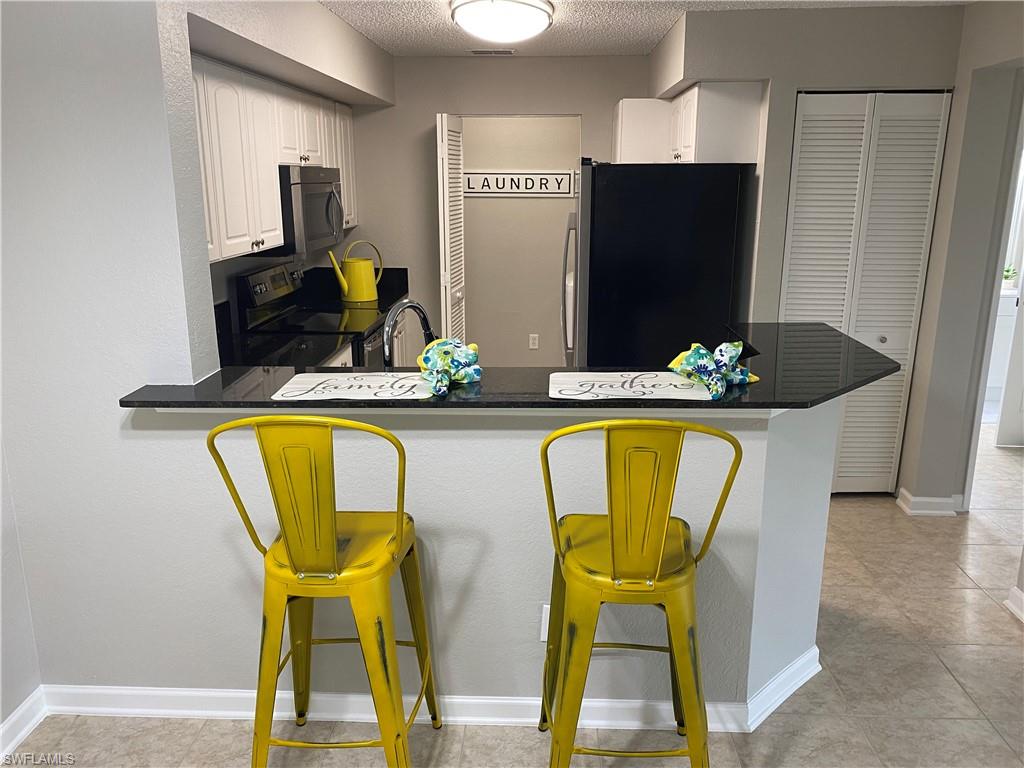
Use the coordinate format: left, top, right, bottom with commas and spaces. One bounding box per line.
436, 113, 583, 365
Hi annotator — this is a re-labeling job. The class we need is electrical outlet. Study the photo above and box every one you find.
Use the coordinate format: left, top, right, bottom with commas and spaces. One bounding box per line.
529, 333, 540, 350
540, 603, 550, 641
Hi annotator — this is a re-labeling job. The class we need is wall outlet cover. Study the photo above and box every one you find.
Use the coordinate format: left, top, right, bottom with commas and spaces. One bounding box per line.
529, 334, 540, 350
540, 603, 550, 641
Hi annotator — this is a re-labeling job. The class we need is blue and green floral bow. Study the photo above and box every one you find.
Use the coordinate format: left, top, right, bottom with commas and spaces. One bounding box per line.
668, 341, 759, 400
417, 338, 483, 397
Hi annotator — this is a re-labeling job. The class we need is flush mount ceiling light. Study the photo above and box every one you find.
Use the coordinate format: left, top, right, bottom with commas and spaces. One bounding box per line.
451, 0, 554, 44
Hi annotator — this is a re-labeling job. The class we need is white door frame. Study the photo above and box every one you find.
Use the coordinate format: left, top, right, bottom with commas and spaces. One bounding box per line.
961, 81, 1024, 511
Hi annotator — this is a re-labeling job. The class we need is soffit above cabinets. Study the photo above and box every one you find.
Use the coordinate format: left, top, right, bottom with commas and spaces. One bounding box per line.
321, 0, 961, 57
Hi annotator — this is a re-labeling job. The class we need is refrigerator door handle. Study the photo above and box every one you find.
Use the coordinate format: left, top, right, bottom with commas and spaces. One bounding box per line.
561, 211, 577, 359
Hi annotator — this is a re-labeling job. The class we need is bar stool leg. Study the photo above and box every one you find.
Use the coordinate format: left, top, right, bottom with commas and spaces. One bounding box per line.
252, 579, 288, 768
666, 621, 687, 737
400, 543, 442, 728
548, 580, 600, 768
351, 575, 411, 768
665, 587, 709, 768
287, 597, 314, 726
538, 557, 566, 732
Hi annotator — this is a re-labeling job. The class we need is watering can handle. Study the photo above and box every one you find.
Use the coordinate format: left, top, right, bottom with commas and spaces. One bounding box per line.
327, 250, 348, 297
342, 240, 384, 284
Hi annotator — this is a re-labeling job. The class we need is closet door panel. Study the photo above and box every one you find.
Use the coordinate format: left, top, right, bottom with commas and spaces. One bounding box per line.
835, 92, 950, 491
779, 94, 873, 329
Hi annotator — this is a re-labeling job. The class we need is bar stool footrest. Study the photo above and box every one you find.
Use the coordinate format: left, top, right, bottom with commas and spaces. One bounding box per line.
268, 736, 383, 750
573, 745, 690, 758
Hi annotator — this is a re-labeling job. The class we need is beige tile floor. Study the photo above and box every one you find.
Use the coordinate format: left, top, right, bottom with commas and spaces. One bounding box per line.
10, 428, 1023, 767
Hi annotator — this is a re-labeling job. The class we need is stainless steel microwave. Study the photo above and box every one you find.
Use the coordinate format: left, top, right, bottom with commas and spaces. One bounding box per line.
279, 165, 345, 260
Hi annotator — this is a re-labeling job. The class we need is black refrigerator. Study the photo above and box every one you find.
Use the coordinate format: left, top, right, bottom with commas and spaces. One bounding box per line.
563, 159, 755, 367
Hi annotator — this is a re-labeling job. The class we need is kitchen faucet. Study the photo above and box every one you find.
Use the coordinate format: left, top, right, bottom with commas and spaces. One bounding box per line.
383, 299, 437, 369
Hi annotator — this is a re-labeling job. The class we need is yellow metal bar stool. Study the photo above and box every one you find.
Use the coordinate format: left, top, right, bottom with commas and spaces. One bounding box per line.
537, 419, 742, 768
207, 415, 441, 768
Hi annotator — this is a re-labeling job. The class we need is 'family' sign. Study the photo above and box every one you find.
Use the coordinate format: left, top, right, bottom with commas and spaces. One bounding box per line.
463, 170, 574, 198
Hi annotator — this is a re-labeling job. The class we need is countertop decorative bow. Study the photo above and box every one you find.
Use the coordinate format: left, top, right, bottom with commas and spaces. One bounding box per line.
417, 338, 483, 397
668, 341, 759, 400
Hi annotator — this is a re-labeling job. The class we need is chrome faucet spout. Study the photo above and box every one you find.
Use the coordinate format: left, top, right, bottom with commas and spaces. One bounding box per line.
382, 299, 437, 369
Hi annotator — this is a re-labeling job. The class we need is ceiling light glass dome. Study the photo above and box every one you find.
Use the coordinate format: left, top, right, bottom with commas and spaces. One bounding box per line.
451, 0, 554, 44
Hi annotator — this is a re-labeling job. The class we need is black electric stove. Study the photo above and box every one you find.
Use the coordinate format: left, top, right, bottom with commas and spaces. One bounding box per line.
216, 264, 409, 367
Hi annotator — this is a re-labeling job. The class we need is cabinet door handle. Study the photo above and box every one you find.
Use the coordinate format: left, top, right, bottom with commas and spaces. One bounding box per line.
878, 335, 888, 344
251, 240, 257, 250
259, 238, 265, 246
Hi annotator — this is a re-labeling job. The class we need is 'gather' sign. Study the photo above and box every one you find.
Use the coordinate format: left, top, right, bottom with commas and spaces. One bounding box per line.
463, 170, 574, 198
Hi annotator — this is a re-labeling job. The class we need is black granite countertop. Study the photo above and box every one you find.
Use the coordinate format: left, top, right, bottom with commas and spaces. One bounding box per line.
121, 323, 899, 410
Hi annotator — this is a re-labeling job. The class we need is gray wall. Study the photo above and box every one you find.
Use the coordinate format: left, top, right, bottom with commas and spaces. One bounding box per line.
463, 116, 580, 366
1, 447, 41, 720
349, 56, 650, 331
899, 1, 1024, 504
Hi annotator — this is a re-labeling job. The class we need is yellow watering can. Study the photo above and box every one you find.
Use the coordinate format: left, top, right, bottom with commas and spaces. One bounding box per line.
328, 240, 384, 303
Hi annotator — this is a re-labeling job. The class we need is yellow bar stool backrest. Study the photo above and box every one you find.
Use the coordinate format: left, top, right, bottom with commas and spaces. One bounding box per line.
541, 419, 742, 589
207, 415, 406, 576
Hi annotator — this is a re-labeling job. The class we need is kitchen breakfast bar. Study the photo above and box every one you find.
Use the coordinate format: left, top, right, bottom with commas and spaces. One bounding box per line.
120, 323, 898, 732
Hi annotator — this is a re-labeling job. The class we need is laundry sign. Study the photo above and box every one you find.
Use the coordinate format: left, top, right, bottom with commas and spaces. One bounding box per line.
464, 170, 574, 198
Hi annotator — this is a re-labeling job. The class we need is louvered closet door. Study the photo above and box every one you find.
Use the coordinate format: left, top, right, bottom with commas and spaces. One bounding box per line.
436, 113, 466, 339
779, 94, 873, 330
834, 93, 950, 491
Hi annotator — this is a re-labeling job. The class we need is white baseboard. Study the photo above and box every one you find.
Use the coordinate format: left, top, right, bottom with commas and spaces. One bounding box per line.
2, 647, 820, 748
896, 488, 962, 516
0, 686, 46, 756
745, 646, 820, 730
1005, 586, 1024, 623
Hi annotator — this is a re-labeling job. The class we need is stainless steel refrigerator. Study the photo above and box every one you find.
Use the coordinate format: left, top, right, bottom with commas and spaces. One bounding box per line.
562, 159, 756, 367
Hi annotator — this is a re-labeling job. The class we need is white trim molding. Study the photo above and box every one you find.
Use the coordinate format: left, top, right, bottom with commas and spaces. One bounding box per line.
0, 686, 46, 758
896, 487, 963, 516
1, 649, 821, 753
1005, 586, 1024, 623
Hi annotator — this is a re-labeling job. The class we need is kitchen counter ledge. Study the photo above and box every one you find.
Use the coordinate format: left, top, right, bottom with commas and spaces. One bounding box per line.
120, 323, 899, 411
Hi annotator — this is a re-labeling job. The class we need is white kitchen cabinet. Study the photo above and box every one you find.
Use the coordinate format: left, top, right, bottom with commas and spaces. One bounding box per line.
193, 56, 361, 261
244, 74, 284, 250
202, 58, 256, 260
192, 61, 220, 261
299, 93, 324, 166
321, 98, 338, 169
321, 341, 354, 368
391, 315, 421, 368
336, 103, 359, 229
612, 99, 673, 163
780, 92, 950, 492
669, 82, 761, 163
275, 84, 302, 165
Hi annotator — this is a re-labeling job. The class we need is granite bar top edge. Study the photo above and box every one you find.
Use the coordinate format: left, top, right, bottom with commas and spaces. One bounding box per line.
120, 322, 901, 412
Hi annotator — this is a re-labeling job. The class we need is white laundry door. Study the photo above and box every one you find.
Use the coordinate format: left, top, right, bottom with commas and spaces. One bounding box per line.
779, 93, 874, 330
436, 113, 466, 340
835, 92, 951, 491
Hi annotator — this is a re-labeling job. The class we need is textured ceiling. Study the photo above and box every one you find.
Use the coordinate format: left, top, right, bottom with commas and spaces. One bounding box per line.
322, 0, 958, 57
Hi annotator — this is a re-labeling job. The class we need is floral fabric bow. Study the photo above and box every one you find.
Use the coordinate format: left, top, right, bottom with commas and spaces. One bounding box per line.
417, 338, 483, 397
668, 341, 759, 400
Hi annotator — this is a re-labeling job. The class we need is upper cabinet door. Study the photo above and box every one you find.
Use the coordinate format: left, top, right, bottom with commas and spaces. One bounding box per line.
336, 103, 358, 229
204, 59, 256, 259
191, 58, 220, 262
675, 88, 698, 162
244, 76, 284, 250
276, 85, 302, 165
320, 98, 338, 169
299, 94, 324, 165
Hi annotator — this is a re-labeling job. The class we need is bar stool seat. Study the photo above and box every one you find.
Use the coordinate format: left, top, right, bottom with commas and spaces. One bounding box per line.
558, 514, 695, 590
266, 511, 416, 584
208, 416, 440, 768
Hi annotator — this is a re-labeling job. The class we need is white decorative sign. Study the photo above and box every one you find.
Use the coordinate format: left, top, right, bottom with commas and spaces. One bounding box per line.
464, 170, 574, 198
272, 372, 434, 401
548, 372, 711, 401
